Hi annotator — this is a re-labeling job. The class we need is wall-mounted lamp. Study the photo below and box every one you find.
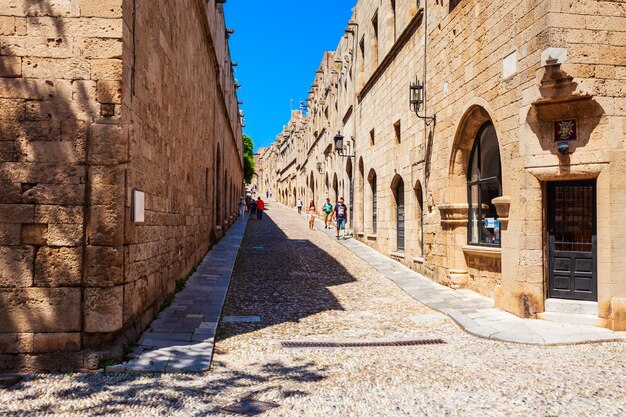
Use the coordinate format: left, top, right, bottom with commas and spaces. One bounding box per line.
333, 132, 354, 159
235, 84, 241, 89
237, 100, 243, 105
556, 141, 570, 155
226, 28, 234, 37
410, 77, 436, 125
231, 61, 238, 67
317, 162, 323, 173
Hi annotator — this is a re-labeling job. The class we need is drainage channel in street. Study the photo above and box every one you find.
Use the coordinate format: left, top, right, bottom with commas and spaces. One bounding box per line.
281, 339, 446, 348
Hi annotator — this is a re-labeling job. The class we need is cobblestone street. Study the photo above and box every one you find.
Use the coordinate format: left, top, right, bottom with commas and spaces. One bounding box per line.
0, 202, 624, 416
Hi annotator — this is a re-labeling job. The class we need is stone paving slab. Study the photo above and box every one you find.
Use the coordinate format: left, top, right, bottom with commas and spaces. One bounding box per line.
284, 202, 626, 346
107, 214, 248, 374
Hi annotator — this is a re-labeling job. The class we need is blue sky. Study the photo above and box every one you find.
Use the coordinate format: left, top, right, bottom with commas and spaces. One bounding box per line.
224, 0, 355, 151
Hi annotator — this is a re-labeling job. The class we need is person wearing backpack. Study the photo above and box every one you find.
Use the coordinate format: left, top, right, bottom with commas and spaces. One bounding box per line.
322, 198, 334, 229
333, 197, 348, 239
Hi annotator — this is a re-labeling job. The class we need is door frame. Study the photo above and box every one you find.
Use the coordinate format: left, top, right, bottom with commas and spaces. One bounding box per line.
546, 179, 598, 301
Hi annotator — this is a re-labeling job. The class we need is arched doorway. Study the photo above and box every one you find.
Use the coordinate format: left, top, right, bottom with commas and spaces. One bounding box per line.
358, 158, 365, 231
367, 169, 377, 233
346, 158, 353, 227
332, 173, 339, 203
414, 180, 424, 257
391, 175, 405, 252
216, 145, 222, 226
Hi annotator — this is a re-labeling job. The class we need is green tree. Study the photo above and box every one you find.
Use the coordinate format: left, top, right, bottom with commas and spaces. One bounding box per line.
243, 134, 255, 183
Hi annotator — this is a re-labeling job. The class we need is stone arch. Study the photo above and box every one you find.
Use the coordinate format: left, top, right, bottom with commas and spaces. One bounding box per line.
449, 102, 501, 202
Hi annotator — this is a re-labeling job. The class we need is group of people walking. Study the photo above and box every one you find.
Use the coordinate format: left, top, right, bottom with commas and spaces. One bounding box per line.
297, 197, 349, 239
240, 195, 265, 220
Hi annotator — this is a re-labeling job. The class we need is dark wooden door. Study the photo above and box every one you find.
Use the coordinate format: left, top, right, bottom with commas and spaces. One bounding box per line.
397, 182, 405, 251
548, 181, 597, 301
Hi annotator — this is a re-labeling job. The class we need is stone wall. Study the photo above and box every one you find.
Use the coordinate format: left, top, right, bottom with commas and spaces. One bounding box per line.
0, 0, 243, 371
266, 0, 626, 330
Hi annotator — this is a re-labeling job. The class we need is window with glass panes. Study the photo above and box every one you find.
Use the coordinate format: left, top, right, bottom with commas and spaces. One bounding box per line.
467, 123, 502, 246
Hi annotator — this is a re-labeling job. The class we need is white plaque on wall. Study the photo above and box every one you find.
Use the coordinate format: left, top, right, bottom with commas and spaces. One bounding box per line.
132, 189, 145, 223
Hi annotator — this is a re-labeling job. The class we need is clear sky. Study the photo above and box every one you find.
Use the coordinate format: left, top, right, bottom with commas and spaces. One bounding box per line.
224, 0, 356, 151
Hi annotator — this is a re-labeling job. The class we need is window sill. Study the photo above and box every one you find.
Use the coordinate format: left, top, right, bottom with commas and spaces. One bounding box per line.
462, 245, 502, 258
357, 232, 365, 238
390, 251, 405, 259
413, 256, 425, 264
366, 234, 377, 240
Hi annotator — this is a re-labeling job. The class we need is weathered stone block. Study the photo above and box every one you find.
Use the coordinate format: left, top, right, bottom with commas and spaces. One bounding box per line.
0, 204, 35, 223
84, 286, 123, 333
0, 56, 21, 77
22, 57, 90, 80
22, 184, 85, 205
90, 59, 122, 80
88, 124, 128, 165
123, 278, 150, 323
0, 354, 13, 370
16, 140, 83, 164
0, 288, 81, 332
96, 80, 122, 104
85, 246, 123, 287
15, 352, 83, 372
33, 332, 81, 353
0, 183, 21, 204
27, 17, 121, 38
80, 0, 122, 18
87, 205, 123, 246
0, 246, 34, 288
0, 333, 33, 353
21, 223, 48, 245
0, 1, 80, 17
77, 37, 122, 59
47, 223, 83, 246
0, 16, 16, 35
35, 205, 83, 224
0, 141, 17, 161
35, 246, 82, 287
0, 36, 74, 58
0, 223, 21, 245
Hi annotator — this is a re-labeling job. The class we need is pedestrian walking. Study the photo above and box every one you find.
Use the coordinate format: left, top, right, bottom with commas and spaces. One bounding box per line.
308, 200, 316, 230
296, 198, 303, 214
322, 198, 334, 229
238, 197, 245, 217
256, 197, 265, 220
250, 198, 257, 219
333, 197, 348, 239
245, 195, 251, 212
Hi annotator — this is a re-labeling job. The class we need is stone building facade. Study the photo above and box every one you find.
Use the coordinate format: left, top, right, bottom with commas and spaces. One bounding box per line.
0, 0, 243, 371
266, 0, 626, 330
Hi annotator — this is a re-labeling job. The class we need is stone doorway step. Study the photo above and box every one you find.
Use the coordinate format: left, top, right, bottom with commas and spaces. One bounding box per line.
106, 214, 248, 374
538, 299, 604, 327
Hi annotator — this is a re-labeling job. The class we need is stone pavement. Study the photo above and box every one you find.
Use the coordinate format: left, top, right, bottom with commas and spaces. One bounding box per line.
285, 201, 626, 346
107, 214, 248, 373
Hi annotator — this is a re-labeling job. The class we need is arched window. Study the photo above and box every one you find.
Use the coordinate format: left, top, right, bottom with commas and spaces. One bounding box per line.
368, 170, 378, 233
467, 123, 502, 246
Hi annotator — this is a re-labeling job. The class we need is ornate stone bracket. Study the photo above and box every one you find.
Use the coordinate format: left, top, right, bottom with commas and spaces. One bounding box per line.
492, 196, 510, 225
438, 203, 468, 228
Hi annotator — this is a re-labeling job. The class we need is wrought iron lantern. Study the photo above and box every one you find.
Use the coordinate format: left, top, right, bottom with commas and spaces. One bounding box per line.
333, 132, 344, 153
409, 76, 436, 125
316, 162, 323, 173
